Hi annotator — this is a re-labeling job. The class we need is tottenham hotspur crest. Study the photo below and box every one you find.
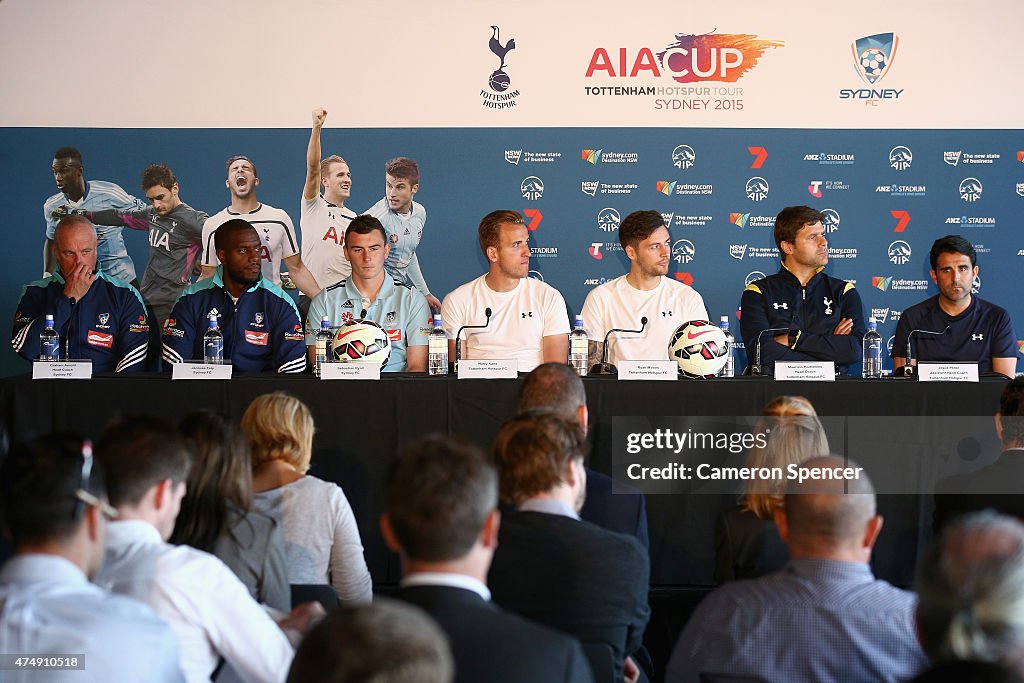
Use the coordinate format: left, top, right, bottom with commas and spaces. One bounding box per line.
823, 297, 833, 315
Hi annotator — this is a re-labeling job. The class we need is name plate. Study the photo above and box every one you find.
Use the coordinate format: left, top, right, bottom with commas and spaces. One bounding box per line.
618, 360, 677, 381
33, 360, 92, 379
775, 361, 836, 381
320, 362, 381, 380
917, 362, 979, 382
458, 359, 518, 379
172, 362, 233, 380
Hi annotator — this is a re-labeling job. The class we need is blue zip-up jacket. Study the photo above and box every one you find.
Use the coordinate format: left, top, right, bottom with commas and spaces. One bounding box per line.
12, 269, 149, 372
739, 263, 866, 374
161, 267, 306, 373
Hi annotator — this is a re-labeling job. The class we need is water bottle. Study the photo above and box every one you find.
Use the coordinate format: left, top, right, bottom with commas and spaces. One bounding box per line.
203, 319, 224, 364
39, 314, 59, 361
862, 317, 882, 378
569, 315, 589, 376
428, 314, 449, 376
315, 315, 333, 377
718, 315, 735, 378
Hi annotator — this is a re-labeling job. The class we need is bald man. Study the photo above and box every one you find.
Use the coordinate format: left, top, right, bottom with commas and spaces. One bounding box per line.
667, 456, 927, 683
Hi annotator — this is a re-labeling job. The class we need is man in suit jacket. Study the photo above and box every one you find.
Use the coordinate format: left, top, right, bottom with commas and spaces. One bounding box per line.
934, 376, 1024, 532
381, 435, 594, 683
488, 411, 650, 683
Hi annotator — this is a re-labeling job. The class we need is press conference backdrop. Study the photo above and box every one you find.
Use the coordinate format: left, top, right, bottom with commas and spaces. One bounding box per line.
1, 1, 1022, 377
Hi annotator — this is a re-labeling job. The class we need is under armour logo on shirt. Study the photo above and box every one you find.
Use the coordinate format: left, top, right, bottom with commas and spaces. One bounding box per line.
773, 302, 788, 310
661, 311, 673, 317
823, 297, 833, 315
972, 333, 985, 341
521, 312, 533, 318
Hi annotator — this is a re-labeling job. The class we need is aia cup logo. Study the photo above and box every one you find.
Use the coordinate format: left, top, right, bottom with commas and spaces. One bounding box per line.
672, 239, 696, 264
889, 146, 912, 171
744, 271, 766, 286
821, 209, 841, 233
959, 178, 983, 203
521, 176, 544, 200
745, 177, 769, 202
597, 208, 620, 231
672, 145, 696, 169
972, 274, 981, 294
488, 26, 516, 91
888, 240, 912, 266
852, 33, 899, 84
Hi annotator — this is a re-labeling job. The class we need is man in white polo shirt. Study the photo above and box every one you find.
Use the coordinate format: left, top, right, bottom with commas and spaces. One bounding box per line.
581, 209, 707, 366
441, 210, 569, 373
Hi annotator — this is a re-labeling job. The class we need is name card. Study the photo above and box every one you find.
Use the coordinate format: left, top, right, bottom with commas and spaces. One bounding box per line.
320, 362, 381, 380
172, 362, 233, 380
33, 360, 92, 379
458, 359, 518, 379
775, 361, 836, 381
917, 362, 979, 383
618, 360, 677, 381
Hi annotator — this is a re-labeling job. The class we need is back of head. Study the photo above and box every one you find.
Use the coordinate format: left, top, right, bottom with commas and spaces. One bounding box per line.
782, 455, 875, 550
916, 511, 1024, 669
94, 416, 192, 508
241, 392, 314, 473
517, 362, 586, 422
286, 598, 453, 683
1000, 377, 1024, 448
762, 394, 818, 417
743, 413, 830, 518
492, 411, 586, 506
0, 434, 104, 547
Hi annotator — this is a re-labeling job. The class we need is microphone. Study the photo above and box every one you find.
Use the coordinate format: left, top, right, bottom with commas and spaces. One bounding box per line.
901, 325, 950, 378
749, 327, 790, 376
64, 297, 77, 361
454, 307, 492, 372
589, 317, 648, 376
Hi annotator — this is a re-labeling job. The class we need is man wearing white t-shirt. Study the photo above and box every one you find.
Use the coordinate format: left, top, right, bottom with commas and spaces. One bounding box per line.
200, 156, 321, 299
441, 210, 569, 373
581, 210, 708, 367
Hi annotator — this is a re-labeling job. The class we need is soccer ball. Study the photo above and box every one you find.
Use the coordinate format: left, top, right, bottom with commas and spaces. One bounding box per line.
333, 320, 391, 368
489, 69, 511, 92
859, 48, 887, 80
668, 320, 730, 379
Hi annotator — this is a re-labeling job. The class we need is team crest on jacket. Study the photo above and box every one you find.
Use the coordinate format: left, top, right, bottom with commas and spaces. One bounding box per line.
98, 313, 110, 326
386, 311, 397, 324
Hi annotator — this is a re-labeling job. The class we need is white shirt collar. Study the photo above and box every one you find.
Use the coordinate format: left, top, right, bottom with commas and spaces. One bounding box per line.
106, 519, 163, 546
0, 553, 91, 586
401, 572, 491, 601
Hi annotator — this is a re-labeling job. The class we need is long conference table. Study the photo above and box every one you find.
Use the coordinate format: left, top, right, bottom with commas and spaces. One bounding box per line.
0, 373, 1008, 589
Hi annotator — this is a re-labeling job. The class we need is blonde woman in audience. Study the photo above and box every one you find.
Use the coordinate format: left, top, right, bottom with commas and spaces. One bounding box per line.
242, 392, 372, 604
714, 395, 830, 582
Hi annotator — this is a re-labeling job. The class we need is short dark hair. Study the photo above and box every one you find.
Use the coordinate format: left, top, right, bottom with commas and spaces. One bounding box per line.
214, 218, 258, 251
226, 155, 259, 178
385, 157, 419, 186
477, 210, 524, 255
141, 163, 176, 191
53, 147, 82, 165
774, 205, 825, 251
95, 416, 192, 507
492, 411, 587, 506
618, 210, 666, 251
386, 435, 497, 562
517, 362, 586, 422
286, 598, 453, 683
346, 215, 388, 244
929, 235, 977, 270
0, 434, 105, 546
999, 377, 1024, 447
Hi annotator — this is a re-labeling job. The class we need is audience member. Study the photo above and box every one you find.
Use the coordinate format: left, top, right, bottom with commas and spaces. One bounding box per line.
383, 434, 594, 683
242, 391, 372, 604
910, 661, 1024, 683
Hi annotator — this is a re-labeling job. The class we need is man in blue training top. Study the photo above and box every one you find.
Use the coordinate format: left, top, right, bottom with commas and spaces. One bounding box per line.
162, 219, 306, 373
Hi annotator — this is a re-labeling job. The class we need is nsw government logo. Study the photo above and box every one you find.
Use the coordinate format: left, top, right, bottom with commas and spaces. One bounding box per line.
521, 176, 544, 200
1017, 182, 1024, 197
959, 178, 983, 203
597, 208, 621, 231
672, 145, 696, 170
672, 239, 695, 264
888, 240, 911, 266
482, 26, 519, 109
745, 177, 769, 202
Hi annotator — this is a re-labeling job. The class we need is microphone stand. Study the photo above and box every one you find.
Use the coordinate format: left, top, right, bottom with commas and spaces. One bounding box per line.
454, 307, 492, 373
748, 327, 790, 376
590, 317, 648, 376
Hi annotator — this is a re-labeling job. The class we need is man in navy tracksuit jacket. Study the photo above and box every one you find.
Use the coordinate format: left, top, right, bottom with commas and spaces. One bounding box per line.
12, 217, 149, 372
740, 205, 866, 375
161, 219, 306, 373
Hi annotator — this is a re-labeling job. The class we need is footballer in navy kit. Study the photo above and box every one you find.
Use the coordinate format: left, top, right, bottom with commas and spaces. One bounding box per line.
162, 219, 306, 374
893, 235, 1016, 377
740, 205, 866, 374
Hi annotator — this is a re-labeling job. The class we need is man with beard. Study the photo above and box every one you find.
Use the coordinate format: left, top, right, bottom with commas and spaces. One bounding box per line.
162, 219, 306, 373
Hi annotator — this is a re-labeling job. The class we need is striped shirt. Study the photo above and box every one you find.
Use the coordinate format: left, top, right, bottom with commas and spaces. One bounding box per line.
202, 203, 299, 288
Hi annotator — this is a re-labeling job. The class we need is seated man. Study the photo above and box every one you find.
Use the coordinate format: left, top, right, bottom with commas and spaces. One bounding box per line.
488, 412, 649, 683
441, 210, 569, 372
12, 216, 149, 372
305, 215, 429, 372
581, 209, 707, 366
162, 218, 306, 373
894, 235, 1016, 377
0, 435, 183, 682
740, 205, 865, 374
667, 456, 927, 683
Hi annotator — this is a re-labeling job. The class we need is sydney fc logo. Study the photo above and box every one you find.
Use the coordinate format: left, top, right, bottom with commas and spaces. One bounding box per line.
853, 33, 899, 84
482, 26, 519, 109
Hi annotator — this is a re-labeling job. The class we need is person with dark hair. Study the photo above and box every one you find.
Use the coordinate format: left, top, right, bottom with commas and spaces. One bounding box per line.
580, 209, 708, 367
95, 416, 316, 683
52, 162, 207, 329
382, 435, 593, 683
893, 234, 1016, 377
668, 456, 926, 683
739, 205, 866, 374
200, 155, 321, 299
441, 210, 570, 372
363, 155, 441, 311
0, 435, 184, 682
304, 215, 430, 371
170, 410, 290, 612
161, 219, 307, 373
287, 598, 454, 683
43, 146, 146, 285
488, 412, 650, 683
12, 216, 150, 372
